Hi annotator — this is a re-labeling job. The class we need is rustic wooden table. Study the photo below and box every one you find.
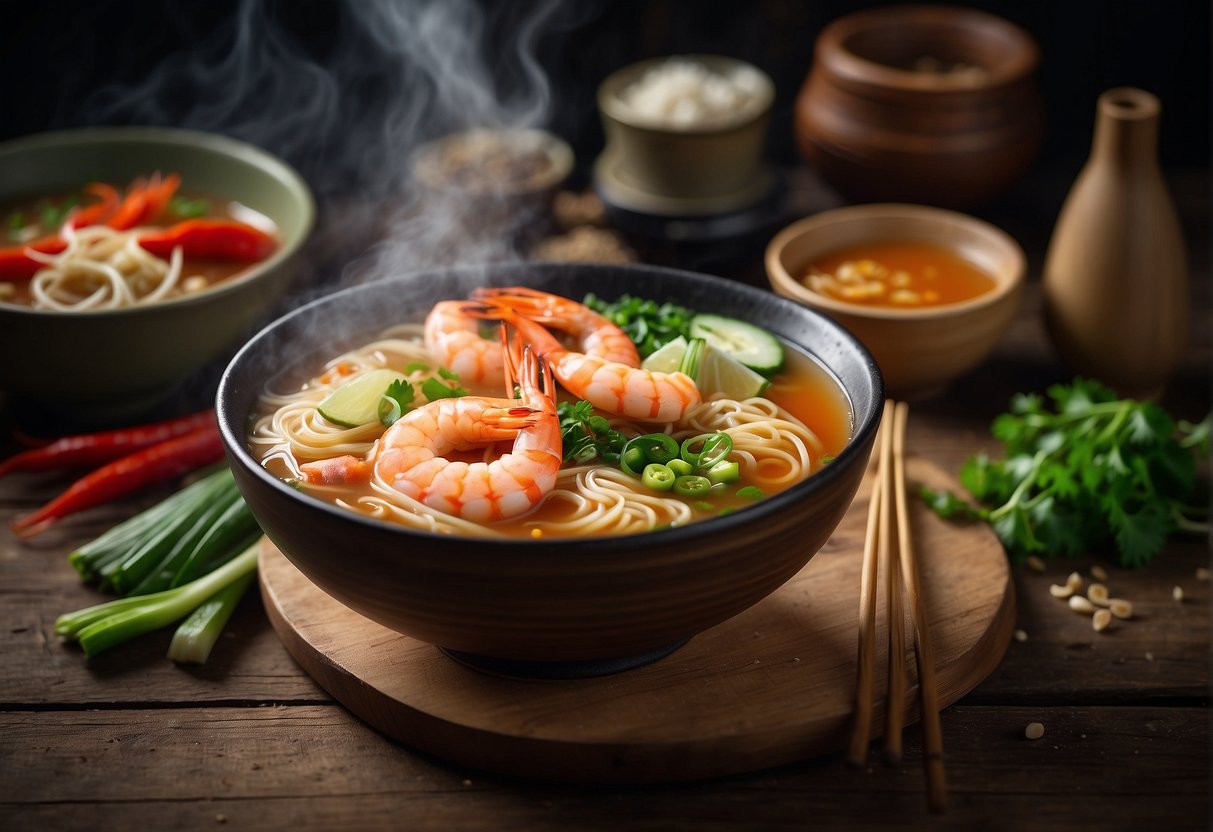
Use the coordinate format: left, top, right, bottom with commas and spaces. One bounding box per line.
1, 169, 1209, 830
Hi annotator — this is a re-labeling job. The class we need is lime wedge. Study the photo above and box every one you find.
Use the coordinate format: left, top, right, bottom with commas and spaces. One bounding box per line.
318, 368, 406, 428
696, 344, 771, 400
640, 336, 689, 374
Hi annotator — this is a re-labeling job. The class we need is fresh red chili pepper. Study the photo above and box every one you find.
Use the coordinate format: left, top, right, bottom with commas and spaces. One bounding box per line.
9, 424, 225, 539
0, 410, 217, 479
138, 219, 277, 261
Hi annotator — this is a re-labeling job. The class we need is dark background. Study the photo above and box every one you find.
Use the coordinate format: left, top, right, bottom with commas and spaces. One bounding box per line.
1, 0, 1209, 186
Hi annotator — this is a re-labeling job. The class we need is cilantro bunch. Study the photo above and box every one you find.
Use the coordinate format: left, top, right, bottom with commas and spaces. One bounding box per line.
557, 400, 627, 464
923, 378, 1210, 567
583, 293, 695, 358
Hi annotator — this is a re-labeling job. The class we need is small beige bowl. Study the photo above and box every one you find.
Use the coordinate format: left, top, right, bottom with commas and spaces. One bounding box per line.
411, 127, 573, 245
766, 204, 1024, 398
596, 55, 775, 216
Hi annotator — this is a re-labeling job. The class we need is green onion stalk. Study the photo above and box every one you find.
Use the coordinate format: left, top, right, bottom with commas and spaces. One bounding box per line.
56, 541, 259, 659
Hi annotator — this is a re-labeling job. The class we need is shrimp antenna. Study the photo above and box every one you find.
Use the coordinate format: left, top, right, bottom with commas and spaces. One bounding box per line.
498, 322, 517, 398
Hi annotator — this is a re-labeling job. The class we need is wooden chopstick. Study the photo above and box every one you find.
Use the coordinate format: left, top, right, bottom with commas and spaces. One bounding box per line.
881, 415, 906, 766
891, 400, 948, 813
846, 400, 892, 766
847, 399, 948, 813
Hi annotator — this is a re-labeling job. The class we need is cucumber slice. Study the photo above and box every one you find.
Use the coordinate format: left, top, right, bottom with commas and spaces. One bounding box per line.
317, 369, 406, 428
688, 314, 784, 375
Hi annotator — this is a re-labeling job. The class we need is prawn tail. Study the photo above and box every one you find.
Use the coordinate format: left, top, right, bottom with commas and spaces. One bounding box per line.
299, 454, 371, 486
472, 287, 565, 323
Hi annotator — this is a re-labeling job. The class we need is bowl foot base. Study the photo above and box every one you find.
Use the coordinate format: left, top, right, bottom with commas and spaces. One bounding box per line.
439, 640, 690, 680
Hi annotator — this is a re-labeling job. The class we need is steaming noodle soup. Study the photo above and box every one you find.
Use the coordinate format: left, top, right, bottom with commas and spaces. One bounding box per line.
0, 172, 278, 310
248, 292, 851, 539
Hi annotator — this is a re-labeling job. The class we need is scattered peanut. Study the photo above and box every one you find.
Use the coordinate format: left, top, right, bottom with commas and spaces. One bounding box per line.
1196, 567, 1210, 581
1014, 629, 1028, 642
1109, 599, 1133, 619
1025, 722, 1045, 740
1145, 651, 1154, 662
1068, 595, 1096, 614
1090, 565, 1109, 582
1026, 555, 1047, 573
1087, 583, 1110, 606
1049, 583, 1075, 599
1172, 586, 1184, 602
1092, 609, 1112, 632
1066, 572, 1084, 592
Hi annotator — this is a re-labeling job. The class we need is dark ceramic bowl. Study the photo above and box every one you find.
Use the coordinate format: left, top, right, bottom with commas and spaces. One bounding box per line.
217, 262, 882, 673
0, 127, 314, 422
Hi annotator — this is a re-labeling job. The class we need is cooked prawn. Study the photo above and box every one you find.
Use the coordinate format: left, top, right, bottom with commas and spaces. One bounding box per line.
300, 348, 561, 523
424, 299, 506, 387
473, 286, 641, 367
468, 297, 701, 422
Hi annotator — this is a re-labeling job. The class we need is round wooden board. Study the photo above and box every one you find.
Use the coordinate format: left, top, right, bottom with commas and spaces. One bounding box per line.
259, 454, 1015, 783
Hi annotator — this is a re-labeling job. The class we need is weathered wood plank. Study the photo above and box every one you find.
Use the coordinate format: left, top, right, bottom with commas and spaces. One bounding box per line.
0, 478, 326, 705
0, 704, 1206, 831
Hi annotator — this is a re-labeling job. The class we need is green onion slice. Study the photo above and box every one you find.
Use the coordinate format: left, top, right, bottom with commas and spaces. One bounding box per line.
673, 475, 712, 498
642, 463, 676, 492
621, 443, 649, 477
706, 460, 741, 485
736, 485, 765, 501
667, 458, 694, 477
680, 432, 733, 469
622, 433, 680, 475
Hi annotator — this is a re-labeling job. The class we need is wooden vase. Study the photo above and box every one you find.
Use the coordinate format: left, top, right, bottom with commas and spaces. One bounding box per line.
1042, 88, 1188, 398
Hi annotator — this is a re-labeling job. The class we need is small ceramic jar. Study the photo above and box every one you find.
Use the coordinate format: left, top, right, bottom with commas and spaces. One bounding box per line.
795, 5, 1043, 207
596, 55, 775, 216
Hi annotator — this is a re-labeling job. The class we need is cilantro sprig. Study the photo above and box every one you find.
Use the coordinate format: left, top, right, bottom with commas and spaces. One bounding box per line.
922, 378, 1210, 568
583, 293, 696, 358
557, 400, 627, 464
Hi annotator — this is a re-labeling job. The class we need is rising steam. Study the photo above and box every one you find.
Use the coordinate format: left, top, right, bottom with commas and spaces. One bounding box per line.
87, 0, 591, 288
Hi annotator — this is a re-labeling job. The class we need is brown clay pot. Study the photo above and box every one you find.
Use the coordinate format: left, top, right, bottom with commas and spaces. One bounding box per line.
795, 4, 1043, 207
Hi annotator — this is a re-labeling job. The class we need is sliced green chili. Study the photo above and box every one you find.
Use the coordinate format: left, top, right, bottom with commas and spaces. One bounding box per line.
642, 463, 676, 492
680, 432, 733, 468
667, 458, 694, 477
621, 443, 649, 477
706, 460, 741, 485
622, 433, 680, 475
673, 475, 712, 498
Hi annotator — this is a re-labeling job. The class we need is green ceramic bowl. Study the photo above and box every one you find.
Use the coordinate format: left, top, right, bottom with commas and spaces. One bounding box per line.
0, 127, 314, 423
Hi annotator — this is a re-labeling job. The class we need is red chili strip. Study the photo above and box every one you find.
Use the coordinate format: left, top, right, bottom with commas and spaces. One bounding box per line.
9, 424, 226, 539
0, 410, 217, 479
66, 183, 120, 229
138, 219, 277, 261
0, 236, 68, 282
107, 173, 182, 231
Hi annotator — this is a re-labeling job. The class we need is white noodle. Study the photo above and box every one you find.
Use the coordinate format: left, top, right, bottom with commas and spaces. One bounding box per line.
19, 225, 195, 311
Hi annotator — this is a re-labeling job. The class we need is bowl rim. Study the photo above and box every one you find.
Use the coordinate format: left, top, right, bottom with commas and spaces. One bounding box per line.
816, 4, 1039, 93
0, 125, 316, 320
764, 202, 1026, 322
597, 54, 775, 136
216, 261, 884, 555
